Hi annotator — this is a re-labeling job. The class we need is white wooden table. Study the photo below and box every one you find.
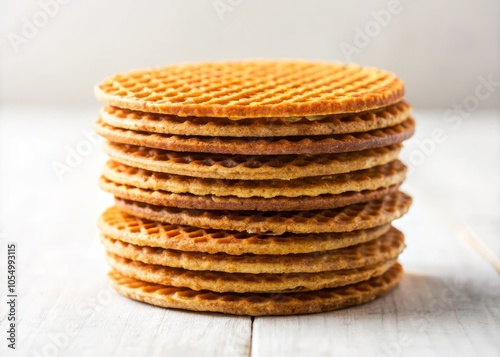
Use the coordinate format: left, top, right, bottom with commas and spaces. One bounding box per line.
0, 108, 499, 357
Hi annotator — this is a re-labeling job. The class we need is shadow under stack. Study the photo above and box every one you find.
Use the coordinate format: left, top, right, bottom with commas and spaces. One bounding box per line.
94, 61, 414, 316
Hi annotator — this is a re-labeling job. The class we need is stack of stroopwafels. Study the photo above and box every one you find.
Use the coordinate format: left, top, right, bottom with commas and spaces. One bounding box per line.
94, 61, 414, 316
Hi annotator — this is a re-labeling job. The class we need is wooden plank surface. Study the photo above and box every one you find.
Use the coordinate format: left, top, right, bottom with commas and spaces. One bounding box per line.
252, 111, 500, 357
0, 108, 498, 356
401, 110, 500, 259
252, 187, 500, 356
0, 108, 252, 357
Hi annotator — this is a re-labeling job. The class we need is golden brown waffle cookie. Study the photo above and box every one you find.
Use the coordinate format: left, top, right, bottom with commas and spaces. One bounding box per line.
114, 191, 412, 234
98, 207, 391, 255
94, 118, 414, 155
104, 142, 402, 180
103, 160, 407, 198
101, 227, 405, 274
100, 101, 411, 137
100, 176, 400, 211
108, 263, 403, 315
106, 252, 397, 293
95, 61, 404, 118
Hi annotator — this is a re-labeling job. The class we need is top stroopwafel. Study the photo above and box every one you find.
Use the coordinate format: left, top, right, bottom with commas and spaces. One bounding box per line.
100, 101, 412, 137
95, 61, 404, 118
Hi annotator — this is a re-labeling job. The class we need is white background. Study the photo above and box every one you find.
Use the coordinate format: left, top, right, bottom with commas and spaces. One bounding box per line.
1, 0, 499, 109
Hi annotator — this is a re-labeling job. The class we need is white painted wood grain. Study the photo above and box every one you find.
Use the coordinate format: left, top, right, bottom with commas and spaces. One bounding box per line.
9, 250, 251, 357
0, 109, 252, 357
251, 195, 500, 357
401, 110, 500, 258
252, 111, 500, 357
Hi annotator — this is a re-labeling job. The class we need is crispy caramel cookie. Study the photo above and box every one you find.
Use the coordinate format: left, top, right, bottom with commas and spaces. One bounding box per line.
100, 101, 411, 137
104, 142, 402, 180
101, 227, 405, 274
102, 160, 407, 198
114, 191, 412, 234
108, 263, 403, 315
107, 252, 397, 293
98, 207, 392, 255
94, 118, 414, 155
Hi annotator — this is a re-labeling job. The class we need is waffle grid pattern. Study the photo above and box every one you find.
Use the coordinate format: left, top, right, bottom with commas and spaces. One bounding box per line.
95, 62, 404, 118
